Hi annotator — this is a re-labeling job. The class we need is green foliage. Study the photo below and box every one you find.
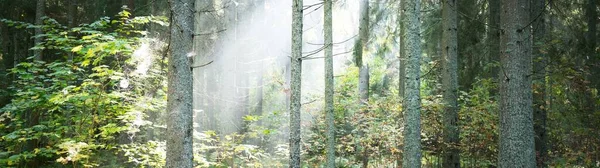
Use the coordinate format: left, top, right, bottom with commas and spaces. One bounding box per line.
458, 78, 499, 167
0, 10, 168, 167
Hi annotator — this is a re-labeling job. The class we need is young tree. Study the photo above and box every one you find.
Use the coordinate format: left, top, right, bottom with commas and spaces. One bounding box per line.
498, 0, 535, 167
324, 0, 335, 167
290, 0, 303, 167
402, 0, 423, 167
441, 0, 459, 167
166, 0, 194, 167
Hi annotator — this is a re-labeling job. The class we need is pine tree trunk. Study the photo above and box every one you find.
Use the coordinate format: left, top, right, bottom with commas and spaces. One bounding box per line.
34, 0, 45, 61
486, 0, 500, 79
324, 0, 335, 167
289, 0, 303, 167
532, 0, 548, 167
498, 0, 535, 167
402, 0, 422, 167
397, 1, 406, 166
355, 0, 370, 166
441, 0, 460, 167
165, 0, 195, 167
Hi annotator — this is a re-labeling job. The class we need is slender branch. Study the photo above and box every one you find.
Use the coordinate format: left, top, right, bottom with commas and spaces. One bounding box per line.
303, 2, 324, 10
307, 34, 358, 45
194, 29, 227, 36
191, 60, 214, 69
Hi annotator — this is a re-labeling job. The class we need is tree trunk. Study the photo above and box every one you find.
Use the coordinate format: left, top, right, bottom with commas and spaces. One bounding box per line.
531, 0, 548, 167
34, 0, 45, 61
123, 0, 135, 13
498, 0, 535, 167
442, 0, 460, 167
165, 0, 195, 167
289, 0, 303, 167
402, 0, 422, 167
355, 0, 370, 166
67, 0, 76, 60
586, 0, 598, 97
397, 1, 405, 166
486, 0, 500, 79
324, 0, 335, 167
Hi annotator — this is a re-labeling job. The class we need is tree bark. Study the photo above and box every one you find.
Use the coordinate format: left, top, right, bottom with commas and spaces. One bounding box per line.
397, 1, 406, 166
355, 0, 370, 166
498, 0, 535, 167
398, 0, 406, 99
442, 0, 460, 167
34, 0, 45, 61
165, 0, 195, 167
290, 0, 303, 167
402, 0, 422, 167
324, 0, 335, 167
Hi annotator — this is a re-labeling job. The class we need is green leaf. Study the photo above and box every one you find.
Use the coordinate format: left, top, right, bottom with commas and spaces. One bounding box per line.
71, 45, 83, 52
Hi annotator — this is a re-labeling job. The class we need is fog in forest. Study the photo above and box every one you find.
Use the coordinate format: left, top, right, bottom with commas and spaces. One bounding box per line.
191, 0, 361, 137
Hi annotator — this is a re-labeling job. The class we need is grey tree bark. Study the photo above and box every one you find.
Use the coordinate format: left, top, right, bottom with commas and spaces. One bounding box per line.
396, 1, 405, 166
531, 0, 548, 167
165, 0, 195, 167
356, 0, 370, 101
324, 0, 335, 167
398, 6, 406, 99
355, 0, 370, 166
402, 0, 422, 167
498, 0, 535, 167
290, 0, 303, 167
442, 0, 460, 167
34, 0, 45, 61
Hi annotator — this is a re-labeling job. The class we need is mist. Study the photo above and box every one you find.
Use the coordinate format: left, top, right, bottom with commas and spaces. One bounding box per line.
191, 0, 362, 137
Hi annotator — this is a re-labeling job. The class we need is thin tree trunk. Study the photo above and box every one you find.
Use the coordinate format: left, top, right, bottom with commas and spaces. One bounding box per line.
398, 0, 406, 99
586, 0, 598, 101
34, 0, 45, 61
498, 0, 535, 167
532, 0, 548, 167
13, 32, 18, 66
442, 0, 460, 167
289, 0, 303, 167
165, 0, 195, 167
486, 0, 500, 79
67, 0, 76, 60
355, 0, 370, 166
402, 0, 422, 167
324, 0, 335, 167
